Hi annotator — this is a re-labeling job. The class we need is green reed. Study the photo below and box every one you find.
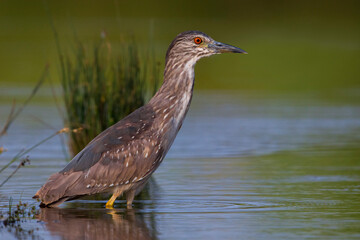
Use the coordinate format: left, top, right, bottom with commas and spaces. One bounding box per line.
60, 37, 160, 156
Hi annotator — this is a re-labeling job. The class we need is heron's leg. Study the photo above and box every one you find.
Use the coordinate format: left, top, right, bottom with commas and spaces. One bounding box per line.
125, 190, 136, 209
106, 193, 118, 208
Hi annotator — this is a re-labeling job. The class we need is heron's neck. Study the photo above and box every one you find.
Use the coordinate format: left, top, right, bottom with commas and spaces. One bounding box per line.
149, 57, 197, 127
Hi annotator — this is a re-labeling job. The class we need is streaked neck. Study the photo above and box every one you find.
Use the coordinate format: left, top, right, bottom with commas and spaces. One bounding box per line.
150, 56, 196, 106
148, 56, 197, 128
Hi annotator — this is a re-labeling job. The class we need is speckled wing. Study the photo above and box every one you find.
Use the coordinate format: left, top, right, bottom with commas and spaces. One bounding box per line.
35, 105, 166, 205
61, 105, 155, 173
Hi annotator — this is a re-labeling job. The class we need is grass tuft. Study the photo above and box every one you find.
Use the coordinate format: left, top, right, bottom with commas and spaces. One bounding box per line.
60, 36, 160, 156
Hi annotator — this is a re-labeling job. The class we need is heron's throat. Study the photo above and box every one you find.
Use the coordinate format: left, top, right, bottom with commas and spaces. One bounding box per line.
152, 55, 197, 100
149, 57, 197, 129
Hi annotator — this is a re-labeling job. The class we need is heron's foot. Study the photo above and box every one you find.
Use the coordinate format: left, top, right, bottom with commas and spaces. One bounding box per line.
105, 194, 117, 208
125, 190, 135, 209
105, 204, 114, 209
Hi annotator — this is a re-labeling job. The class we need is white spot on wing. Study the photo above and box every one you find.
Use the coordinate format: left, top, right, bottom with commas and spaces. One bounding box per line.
84, 169, 91, 179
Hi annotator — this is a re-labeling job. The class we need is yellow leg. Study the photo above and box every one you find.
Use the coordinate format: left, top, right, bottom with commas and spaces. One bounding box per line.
126, 190, 135, 209
106, 194, 118, 208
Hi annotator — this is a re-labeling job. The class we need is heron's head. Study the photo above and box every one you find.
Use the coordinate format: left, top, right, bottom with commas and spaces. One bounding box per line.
165, 31, 247, 64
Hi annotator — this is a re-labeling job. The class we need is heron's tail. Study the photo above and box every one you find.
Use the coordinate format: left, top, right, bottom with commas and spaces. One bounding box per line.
33, 172, 82, 207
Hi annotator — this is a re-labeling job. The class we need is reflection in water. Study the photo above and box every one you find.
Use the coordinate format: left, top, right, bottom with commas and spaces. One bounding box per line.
37, 207, 158, 240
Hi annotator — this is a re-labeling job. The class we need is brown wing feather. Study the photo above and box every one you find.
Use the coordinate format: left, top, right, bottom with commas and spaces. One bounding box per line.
34, 105, 167, 205
60, 105, 155, 173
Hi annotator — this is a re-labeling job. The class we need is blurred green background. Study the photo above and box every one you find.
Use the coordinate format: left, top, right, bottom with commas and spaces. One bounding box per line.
0, 0, 359, 92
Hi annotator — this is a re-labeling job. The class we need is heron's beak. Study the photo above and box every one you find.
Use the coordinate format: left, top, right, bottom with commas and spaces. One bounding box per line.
210, 41, 248, 54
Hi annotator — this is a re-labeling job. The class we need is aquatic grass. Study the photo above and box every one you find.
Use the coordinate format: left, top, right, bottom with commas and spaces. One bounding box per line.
0, 65, 49, 137
0, 127, 81, 188
0, 198, 39, 238
0, 67, 51, 187
60, 36, 160, 156
44, 0, 161, 201
2, 198, 37, 224
0, 157, 30, 188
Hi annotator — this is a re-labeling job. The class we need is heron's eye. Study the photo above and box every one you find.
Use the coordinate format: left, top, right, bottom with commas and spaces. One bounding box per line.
194, 37, 202, 44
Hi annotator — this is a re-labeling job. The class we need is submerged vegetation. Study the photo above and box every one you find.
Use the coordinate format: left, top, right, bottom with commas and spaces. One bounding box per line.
59, 35, 160, 156
1, 198, 37, 225
0, 198, 39, 239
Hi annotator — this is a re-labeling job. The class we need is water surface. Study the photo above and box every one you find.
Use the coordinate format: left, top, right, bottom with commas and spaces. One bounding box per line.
0, 90, 359, 239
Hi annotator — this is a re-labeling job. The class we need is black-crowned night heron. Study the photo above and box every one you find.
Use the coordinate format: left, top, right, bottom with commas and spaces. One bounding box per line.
34, 31, 247, 208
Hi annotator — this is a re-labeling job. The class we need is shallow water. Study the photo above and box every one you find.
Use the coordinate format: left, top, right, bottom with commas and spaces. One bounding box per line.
0, 90, 359, 239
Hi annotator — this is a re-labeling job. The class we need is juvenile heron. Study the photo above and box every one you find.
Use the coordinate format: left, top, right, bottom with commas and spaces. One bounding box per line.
34, 31, 247, 208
